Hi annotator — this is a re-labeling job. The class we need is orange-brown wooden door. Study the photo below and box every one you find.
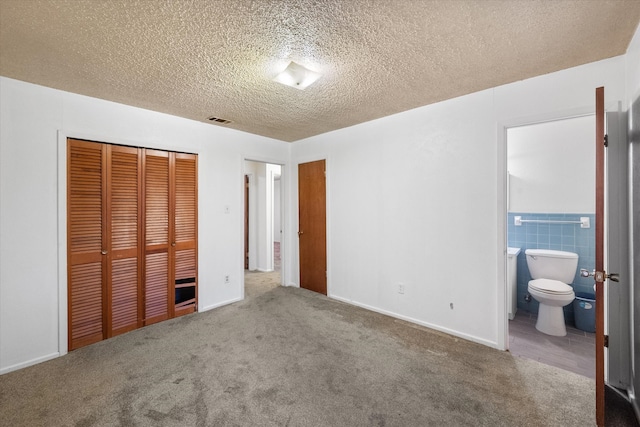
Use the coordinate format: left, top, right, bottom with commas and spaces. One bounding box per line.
143, 149, 171, 325
107, 145, 142, 336
68, 139, 107, 350
173, 153, 198, 316
298, 160, 327, 295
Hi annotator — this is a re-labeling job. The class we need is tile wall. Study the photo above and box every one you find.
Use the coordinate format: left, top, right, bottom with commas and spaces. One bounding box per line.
507, 212, 596, 323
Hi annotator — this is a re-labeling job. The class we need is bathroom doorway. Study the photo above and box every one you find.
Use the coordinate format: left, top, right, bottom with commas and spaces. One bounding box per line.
244, 160, 283, 297
505, 115, 596, 378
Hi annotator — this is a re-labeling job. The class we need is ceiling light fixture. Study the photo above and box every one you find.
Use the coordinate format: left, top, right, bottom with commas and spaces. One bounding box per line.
273, 61, 321, 90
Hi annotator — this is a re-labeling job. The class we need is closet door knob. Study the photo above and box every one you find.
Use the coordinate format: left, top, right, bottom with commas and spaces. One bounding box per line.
171, 242, 176, 247
101, 250, 108, 255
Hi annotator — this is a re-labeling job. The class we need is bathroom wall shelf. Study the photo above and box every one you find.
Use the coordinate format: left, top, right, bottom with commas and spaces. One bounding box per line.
514, 216, 590, 228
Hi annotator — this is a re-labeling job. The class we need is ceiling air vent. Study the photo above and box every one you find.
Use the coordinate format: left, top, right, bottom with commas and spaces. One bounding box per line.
207, 116, 232, 124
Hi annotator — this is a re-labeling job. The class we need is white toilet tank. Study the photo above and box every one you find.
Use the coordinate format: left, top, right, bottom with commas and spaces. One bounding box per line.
525, 249, 579, 284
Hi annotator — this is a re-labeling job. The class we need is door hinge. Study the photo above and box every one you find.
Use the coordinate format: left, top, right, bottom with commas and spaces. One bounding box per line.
604, 134, 608, 147
604, 335, 609, 348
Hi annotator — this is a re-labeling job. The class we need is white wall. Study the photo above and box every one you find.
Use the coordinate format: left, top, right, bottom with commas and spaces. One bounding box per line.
245, 160, 263, 271
625, 21, 640, 417
257, 165, 270, 270
262, 164, 280, 270
274, 176, 282, 244
627, 23, 640, 102
0, 77, 290, 373
291, 55, 626, 348
507, 115, 595, 213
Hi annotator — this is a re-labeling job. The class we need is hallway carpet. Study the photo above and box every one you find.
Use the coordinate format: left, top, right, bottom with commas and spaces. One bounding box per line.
1, 283, 594, 426
245, 270, 280, 297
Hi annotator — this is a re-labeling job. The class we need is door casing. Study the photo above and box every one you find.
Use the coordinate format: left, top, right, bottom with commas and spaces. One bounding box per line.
57, 130, 201, 357
497, 106, 596, 350
605, 107, 631, 391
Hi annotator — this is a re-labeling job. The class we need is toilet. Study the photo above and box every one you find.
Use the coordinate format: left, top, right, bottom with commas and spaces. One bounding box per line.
525, 249, 579, 336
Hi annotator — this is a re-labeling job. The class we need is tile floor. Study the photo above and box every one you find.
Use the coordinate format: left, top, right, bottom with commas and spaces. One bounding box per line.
509, 310, 595, 379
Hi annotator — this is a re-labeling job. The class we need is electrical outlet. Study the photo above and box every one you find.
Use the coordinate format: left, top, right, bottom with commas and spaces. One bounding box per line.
398, 283, 405, 294
224, 275, 230, 284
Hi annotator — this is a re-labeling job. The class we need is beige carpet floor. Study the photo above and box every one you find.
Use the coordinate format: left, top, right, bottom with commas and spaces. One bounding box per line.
0, 272, 595, 426
245, 270, 280, 297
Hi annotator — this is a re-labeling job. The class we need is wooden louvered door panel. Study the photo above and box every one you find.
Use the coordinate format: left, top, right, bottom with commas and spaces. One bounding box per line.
69, 141, 198, 350
107, 145, 142, 336
144, 150, 171, 325
173, 153, 198, 317
68, 139, 106, 350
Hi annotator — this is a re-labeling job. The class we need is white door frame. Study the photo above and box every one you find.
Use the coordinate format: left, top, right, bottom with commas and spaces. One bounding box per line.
242, 159, 286, 285
497, 106, 594, 351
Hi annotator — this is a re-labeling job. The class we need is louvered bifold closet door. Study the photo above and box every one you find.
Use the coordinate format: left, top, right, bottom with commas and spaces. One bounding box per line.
144, 150, 171, 325
68, 139, 106, 350
173, 153, 198, 316
107, 145, 142, 336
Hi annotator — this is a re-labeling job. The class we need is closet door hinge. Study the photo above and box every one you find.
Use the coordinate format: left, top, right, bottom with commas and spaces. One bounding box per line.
604, 134, 608, 147
604, 335, 609, 348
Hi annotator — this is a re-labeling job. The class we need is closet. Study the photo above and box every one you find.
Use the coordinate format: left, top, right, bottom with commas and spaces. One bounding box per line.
67, 139, 197, 351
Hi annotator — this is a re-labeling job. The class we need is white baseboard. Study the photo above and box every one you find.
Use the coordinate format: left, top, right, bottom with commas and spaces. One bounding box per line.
329, 295, 499, 350
1, 352, 60, 375
199, 297, 243, 313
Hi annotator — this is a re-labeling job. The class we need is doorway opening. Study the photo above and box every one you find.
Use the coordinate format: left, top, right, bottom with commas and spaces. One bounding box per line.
244, 160, 283, 297
505, 115, 596, 379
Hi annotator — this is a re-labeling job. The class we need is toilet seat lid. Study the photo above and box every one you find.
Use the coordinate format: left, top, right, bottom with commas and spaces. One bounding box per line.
529, 279, 573, 294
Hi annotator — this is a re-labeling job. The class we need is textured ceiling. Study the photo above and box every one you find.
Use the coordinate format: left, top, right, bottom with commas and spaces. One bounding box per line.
1, 1, 639, 142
